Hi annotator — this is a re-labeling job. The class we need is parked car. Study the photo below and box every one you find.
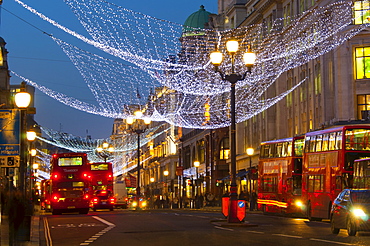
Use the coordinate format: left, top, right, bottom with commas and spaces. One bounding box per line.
330, 189, 370, 236
90, 190, 115, 211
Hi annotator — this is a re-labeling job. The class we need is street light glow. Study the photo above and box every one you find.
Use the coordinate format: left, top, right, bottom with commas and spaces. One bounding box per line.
226, 40, 239, 53
15, 91, 31, 108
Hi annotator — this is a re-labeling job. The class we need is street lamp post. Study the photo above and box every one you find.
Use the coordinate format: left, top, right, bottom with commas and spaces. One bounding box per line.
15, 82, 32, 195
27, 130, 36, 203
193, 161, 200, 196
127, 110, 151, 210
210, 41, 256, 223
163, 170, 169, 195
246, 147, 254, 195
96, 141, 114, 163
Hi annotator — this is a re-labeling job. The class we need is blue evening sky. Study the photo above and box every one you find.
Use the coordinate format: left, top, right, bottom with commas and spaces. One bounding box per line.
0, 0, 217, 139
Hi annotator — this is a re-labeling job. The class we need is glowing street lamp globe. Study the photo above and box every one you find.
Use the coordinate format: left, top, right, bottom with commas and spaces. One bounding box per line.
15, 91, 31, 108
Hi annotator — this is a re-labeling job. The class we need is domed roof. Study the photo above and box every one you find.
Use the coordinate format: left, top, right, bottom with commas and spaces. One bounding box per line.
0, 37, 6, 46
183, 5, 213, 33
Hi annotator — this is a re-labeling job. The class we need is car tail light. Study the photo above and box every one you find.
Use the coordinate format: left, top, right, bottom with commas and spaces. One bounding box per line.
109, 197, 116, 204
52, 173, 59, 180
92, 198, 99, 204
84, 194, 89, 199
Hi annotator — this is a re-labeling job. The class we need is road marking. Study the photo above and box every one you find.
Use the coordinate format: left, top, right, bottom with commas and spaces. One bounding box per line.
246, 230, 264, 234
79, 216, 116, 246
310, 238, 355, 245
273, 234, 303, 238
214, 226, 234, 231
43, 217, 53, 246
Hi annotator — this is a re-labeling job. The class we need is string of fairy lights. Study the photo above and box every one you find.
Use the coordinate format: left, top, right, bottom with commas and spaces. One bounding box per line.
9, 0, 367, 130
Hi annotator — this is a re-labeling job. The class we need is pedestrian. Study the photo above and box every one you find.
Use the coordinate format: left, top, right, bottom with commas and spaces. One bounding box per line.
250, 190, 257, 211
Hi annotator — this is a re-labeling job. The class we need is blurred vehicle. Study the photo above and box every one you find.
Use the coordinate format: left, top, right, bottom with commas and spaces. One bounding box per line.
113, 181, 128, 209
90, 190, 115, 211
127, 196, 147, 209
330, 189, 370, 236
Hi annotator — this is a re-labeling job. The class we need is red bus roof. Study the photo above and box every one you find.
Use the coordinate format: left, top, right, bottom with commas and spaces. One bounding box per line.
305, 124, 370, 137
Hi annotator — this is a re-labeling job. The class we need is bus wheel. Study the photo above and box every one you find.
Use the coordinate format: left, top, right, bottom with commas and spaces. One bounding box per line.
52, 209, 61, 215
80, 208, 89, 214
262, 205, 267, 215
347, 216, 357, 236
307, 202, 321, 221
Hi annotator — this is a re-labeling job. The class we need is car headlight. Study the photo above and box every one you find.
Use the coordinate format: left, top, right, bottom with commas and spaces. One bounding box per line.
132, 201, 138, 207
295, 200, 303, 207
352, 208, 369, 221
141, 201, 147, 207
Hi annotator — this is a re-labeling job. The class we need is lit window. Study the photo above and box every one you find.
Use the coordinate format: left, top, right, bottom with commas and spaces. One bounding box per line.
354, 0, 370, 25
219, 138, 230, 160
355, 47, 370, 79
357, 94, 370, 119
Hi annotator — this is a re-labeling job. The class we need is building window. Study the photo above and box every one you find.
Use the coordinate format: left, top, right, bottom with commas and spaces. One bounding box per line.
355, 47, 370, 79
354, 0, 370, 25
197, 140, 205, 163
219, 137, 230, 160
357, 94, 370, 119
283, 3, 291, 26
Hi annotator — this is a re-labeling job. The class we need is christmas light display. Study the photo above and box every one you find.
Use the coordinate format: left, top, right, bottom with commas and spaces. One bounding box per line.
34, 125, 169, 175
11, 0, 370, 130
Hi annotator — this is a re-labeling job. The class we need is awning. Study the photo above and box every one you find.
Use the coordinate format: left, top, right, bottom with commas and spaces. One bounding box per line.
236, 169, 249, 178
220, 170, 249, 181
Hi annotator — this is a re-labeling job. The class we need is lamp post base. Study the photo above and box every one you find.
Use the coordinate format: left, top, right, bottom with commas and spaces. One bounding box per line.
227, 185, 241, 223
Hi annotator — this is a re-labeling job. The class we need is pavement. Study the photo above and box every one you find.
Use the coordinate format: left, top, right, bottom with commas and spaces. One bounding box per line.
0, 205, 40, 246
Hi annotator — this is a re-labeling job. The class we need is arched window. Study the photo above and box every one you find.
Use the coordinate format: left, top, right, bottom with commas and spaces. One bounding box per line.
219, 137, 230, 160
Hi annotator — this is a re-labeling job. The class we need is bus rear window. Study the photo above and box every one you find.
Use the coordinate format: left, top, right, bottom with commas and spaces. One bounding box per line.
57, 182, 85, 188
58, 157, 83, 166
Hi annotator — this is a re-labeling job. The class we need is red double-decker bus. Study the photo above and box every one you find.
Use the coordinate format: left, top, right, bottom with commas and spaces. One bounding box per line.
88, 162, 113, 193
40, 179, 51, 211
257, 136, 305, 215
302, 125, 370, 221
49, 153, 91, 215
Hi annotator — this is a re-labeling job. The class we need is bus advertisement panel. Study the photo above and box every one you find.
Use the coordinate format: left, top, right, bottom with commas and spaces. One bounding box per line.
49, 153, 91, 215
257, 136, 304, 215
303, 125, 370, 221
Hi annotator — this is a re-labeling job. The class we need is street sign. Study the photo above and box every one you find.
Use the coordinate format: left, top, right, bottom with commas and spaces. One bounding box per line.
0, 156, 20, 167
0, 110, 20, 160
237, 200, 246, 222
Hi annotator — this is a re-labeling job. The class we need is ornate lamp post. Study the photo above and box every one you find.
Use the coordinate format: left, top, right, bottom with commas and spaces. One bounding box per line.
246, 147, 254, 194
163, 170, 169, 195
27, 130, 36, 202
96, 141, 114, 163
15, 82, 32, 195
210, 41, 256, 223
127, 110, 151, 210
193, 161, 200, 196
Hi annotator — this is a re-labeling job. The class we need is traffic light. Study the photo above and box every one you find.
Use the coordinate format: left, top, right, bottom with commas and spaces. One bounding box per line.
186, 179, 192, 186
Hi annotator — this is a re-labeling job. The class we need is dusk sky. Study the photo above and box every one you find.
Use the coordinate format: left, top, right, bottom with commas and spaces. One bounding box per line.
0, 0, 217, 139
